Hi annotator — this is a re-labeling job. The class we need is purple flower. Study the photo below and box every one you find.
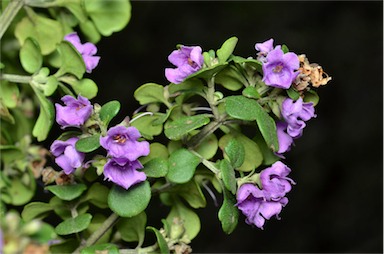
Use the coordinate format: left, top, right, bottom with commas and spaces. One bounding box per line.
255, 38, 274, 62
64, 32, 100, 73
165, 45, 204, 84
55, 95, 93, 129
236, 183, 288, 229
262, 46, 300, 89
276, 121, 294, 154
260, 161, 295, 201
281, 97, 316, 138
100, 125, 150, 164
103, 158, 146, 190
50, 137, 85, 175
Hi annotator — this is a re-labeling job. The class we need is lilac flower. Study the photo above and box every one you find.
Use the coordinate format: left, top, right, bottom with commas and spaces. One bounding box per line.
260, 161, 295, 201
100, 125, 150, 164
50, 137, 85, 175
236, 183, 288, 229
276, 121, 294, 154
55, 95, 93, 129
255, 38, 274, 62
64, 32, 100, 73
165, 45, 204, 84
103, 158, 146, 190
281, 97, 316, 138
262, 46, 300, 89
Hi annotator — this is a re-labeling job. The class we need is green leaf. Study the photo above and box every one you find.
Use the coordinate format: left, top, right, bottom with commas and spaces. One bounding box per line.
134, 83, 167, 105
224, 138, 245, 168
287, 86, 300, 100
215, 65, 246, 91
242, 86, 260, 99
170, 179, 206, 209
99, 100, 121, 127
225, 95, 279, 151
217, 37, 238, 63
140, 142, 169, 165
15, 14, 63, 55
49, 238, 78, 253
0, 101, 15, 124
79, 19, 101, 44
282, 44, 289, 53
164, 115, 210, 140
84, 182, 109, 208
19, 37, 42, 74
84, 0, 131, 36
46, 184, 87, 201
81, 244, 119, 254
168, 79, 205, 95
31, 223, 57, 244
166, 200, 200, 240
253, 131, 280, 165
70, 78, 98, 99
219, 132, 263, 172
56, 0, 87, 22
231, 56, 263, 72
185, 63, 227, 81
32, 86, 55, 141
146, 227, 170, 254
7, 177, 36, 205
0, 81, 20, 108
167, 148, 200, 184
304, 89, 320, 106
21, 202, 52, 222
142, 158, 168, 178
43, 76, 59, 96
55, 213, 92, 235
75, 134, 100, 153
108, 181, 151, 217
55, 41, 86, 79
130, 113, 164, 140
219, 159, 237, 195
194, 133, 218, 160
218, 188, 239, 234
117, 212, 147, 247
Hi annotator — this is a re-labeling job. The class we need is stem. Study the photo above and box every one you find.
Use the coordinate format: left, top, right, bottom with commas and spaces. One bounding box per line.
187, 120, 222, 149
0, 73, 32, 84
120, 243, 159, 254
0, 0, 24, 40
206, 77, 220, 119
73, 213, 120, 254
189, 150, 220, 175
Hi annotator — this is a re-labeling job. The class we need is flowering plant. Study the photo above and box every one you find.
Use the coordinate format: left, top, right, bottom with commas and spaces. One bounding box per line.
0, 0, 331, 253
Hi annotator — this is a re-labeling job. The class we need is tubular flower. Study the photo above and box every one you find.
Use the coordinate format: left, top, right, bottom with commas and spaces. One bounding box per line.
255, 38, 274, 62
276, 121, 294, 154
281, 97, 316, 138
100, 125, 150, 164
165, 45, 204, 84
50, 137, 85, 175
103, 158, 146, 190
55, 95, 92, 129
236, 183, 288, 229
262, 46, 300, 89
64, 32, 100, 73
260, 161, 296, 201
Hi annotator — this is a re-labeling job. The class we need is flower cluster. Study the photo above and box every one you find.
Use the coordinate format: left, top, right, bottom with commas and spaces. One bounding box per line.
236, 161, 295, 229
100, 126, 149, 189
255, 39, 300, 89
51, 95, 149, 190
64, 32, 100, 73
165, 45, 204, 84
277, 97, 316, 154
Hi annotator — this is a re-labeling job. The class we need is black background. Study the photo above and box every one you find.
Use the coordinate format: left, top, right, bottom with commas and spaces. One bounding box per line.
89, 1, 383, 253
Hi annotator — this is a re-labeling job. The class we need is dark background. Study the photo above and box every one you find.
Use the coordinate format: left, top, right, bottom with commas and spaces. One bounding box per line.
90, 1, 383, 253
